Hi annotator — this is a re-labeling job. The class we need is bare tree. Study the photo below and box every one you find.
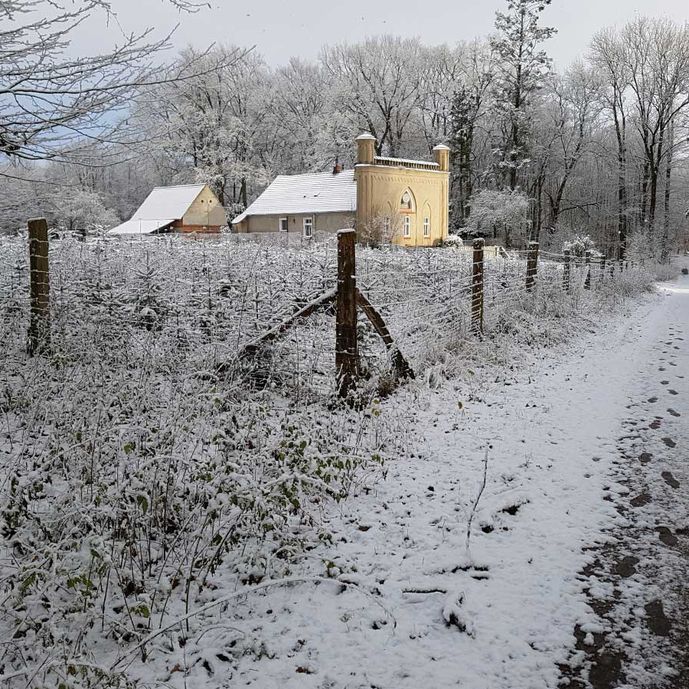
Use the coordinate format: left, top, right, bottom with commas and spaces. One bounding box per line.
542, 64, 603, 232
0, 0, 232, 165
321, 36, 423, 157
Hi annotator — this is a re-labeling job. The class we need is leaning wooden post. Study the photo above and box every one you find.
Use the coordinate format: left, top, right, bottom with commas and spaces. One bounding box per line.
584, 250, 592, 290
563, 249, 571, 293
600, 257, 606, 283
471, 238, 484, 334
336, 229, 359, 397
525, 241, 539, 291
28, 218, 50, 355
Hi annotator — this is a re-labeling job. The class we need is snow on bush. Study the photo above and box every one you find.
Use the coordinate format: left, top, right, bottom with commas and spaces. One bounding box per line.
0, 233, 656, 686
562, 233, 602, 258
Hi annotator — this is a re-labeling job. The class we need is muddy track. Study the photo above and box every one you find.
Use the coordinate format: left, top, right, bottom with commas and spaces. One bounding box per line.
560, 323, 689, 688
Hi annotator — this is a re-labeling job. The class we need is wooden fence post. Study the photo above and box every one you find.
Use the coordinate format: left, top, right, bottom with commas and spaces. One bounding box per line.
28, 218, 50, 355
563, 249, 571, 293
584, 250, 592, 290
336, 229, 359, 397
526, 241, 539, 291
471, 238, 484, 334
600, 257, 606, 283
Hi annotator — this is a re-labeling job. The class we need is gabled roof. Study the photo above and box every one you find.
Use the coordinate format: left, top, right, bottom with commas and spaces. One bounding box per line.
108, 218, 176, 236
232, 170, 356, 224
109, 184, 208, 235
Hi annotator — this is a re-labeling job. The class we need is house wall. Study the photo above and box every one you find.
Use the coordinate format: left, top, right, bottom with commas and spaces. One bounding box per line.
182, 186, 226, 229
355, 165, 449, 247
235, 212, 355, 235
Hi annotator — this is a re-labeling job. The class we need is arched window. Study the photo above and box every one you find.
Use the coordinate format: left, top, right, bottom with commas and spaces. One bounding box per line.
400, 189, 416, 212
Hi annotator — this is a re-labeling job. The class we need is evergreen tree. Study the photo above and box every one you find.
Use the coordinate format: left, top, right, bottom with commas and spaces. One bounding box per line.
449, 87, 477, 228
491, 0, 556, 191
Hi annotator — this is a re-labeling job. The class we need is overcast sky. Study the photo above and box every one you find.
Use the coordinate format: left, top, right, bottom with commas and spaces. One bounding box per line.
88, 0, 688, 68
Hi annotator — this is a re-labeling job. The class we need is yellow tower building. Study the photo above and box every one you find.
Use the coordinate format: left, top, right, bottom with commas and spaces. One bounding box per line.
355, 133, 450, 247
232, 133, 450, 247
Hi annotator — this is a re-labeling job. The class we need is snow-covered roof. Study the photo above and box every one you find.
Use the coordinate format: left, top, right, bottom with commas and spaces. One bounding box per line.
232, 170, 356, 224
109, 218, 176, 236
109, 184, 208, 235
374, 156, 440, 168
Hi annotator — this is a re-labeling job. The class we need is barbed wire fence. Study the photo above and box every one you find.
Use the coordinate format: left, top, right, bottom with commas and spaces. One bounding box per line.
0, 219, 654, 686
1, 221, 647, 403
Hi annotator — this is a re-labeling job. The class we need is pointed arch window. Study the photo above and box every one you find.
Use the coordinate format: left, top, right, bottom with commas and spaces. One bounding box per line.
400, 189, 416, 212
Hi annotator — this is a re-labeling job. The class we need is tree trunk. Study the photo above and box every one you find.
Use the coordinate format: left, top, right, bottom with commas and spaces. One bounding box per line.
660, 124, 673, 263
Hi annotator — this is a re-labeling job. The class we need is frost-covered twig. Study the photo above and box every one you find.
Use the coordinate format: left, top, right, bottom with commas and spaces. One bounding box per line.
110, 575, 396, 671
466, 448, 489, 553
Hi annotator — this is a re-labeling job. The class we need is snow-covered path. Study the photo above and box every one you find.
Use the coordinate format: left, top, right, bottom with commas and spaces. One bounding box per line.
155, 273, 689, 689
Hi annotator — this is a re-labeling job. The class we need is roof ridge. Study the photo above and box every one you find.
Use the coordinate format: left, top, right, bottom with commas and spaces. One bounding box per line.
151, 183, 206, 190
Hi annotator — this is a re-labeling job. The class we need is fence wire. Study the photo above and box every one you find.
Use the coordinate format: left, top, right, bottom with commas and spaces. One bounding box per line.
0, 234, 642, 399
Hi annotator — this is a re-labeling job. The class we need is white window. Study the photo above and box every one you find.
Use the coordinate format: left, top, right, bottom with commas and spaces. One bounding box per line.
383, 217, 391, 234
403, 216, 411, 238
423, 217, 430, 237
303, 217, 313, 239
279, 217, 288, 232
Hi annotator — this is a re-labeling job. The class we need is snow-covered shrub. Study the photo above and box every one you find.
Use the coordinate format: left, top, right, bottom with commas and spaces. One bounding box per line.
562, 234, 601, 258
443, 234, 464, 247
0, 234, 412, 686
467, 189, 530, 246
0, 232, 656, 686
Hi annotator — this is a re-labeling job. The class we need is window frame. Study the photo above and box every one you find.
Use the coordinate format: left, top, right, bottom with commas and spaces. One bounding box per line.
423, 217, 430, 237
303, 216, 313, 239
403, 216, 411, 238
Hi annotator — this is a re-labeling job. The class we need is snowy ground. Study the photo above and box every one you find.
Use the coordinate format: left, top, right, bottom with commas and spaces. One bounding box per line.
120, 266, 688, 689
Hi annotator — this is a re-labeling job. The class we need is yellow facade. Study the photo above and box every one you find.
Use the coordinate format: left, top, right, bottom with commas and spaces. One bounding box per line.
355, 135, 450, 247
183, 185, 226, 228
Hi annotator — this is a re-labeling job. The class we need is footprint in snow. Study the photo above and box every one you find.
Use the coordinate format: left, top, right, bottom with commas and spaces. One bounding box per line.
645, 600, 672, 636
656, 527, 679, 547
614, 555, 639, 578
669, 389, 679, 395
639, 452, 653, 464
662, 472, 680, 489
662, 438, 677, 448
660, 381, 670, 385
630, 493, 652, 507
667, 409, 681, 417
